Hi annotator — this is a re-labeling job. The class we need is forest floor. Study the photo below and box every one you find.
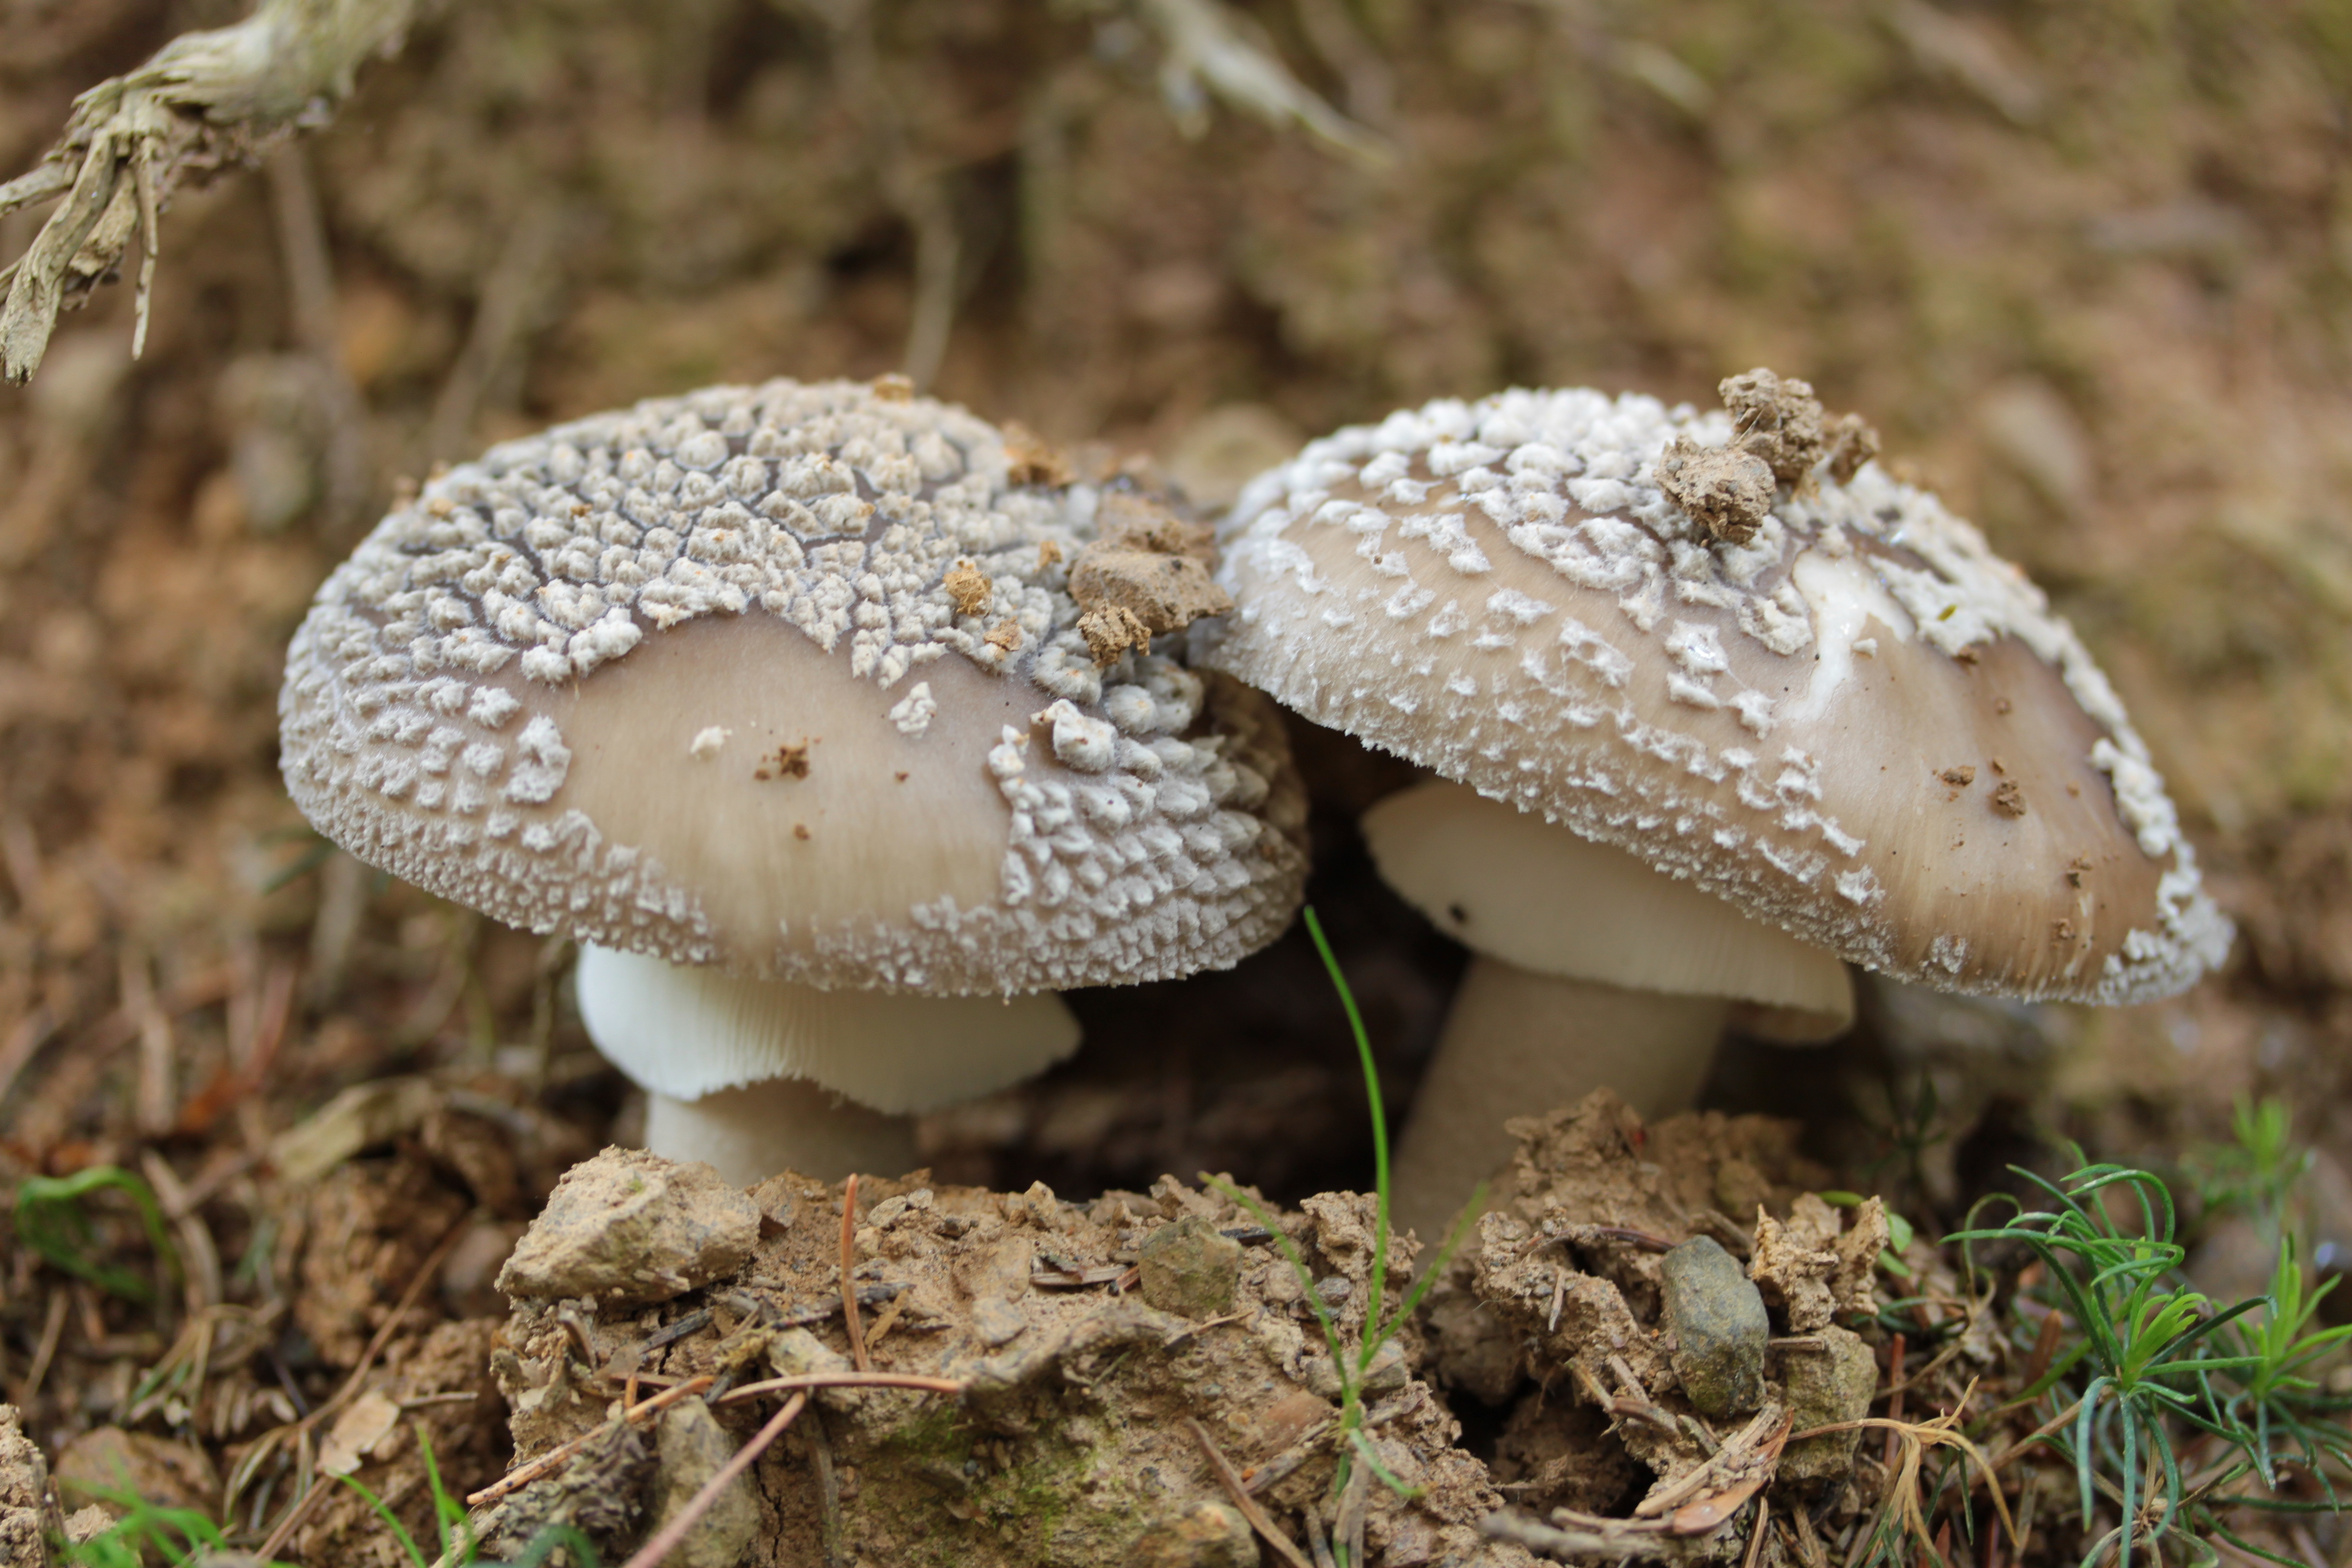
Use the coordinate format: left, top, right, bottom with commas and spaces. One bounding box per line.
2, 0, 2351, 1562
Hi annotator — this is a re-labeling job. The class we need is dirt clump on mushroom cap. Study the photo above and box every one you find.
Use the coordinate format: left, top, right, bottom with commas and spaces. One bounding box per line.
1654, 437, 1776, 546
1069, 491, 1235, 666
482, 1159, 1534, 1568
1719, 368, 1831, 488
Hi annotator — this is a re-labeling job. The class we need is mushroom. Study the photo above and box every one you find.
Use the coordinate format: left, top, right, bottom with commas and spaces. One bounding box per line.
281, 377, 1308, 1186
1203, 372, 2231, 1237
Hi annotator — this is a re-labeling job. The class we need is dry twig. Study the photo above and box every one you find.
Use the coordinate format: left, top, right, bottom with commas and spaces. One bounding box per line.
840, 1173, 870, 1372
0, 0, 425, 384
465, 1376, 717, 1508
1187, 1416, 1315, 1568
621, 1392, 808, 1568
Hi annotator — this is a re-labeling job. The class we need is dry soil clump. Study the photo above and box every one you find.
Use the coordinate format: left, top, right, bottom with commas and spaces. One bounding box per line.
480, 1148, 1531, 1568
1427, 1090, 1898, 1562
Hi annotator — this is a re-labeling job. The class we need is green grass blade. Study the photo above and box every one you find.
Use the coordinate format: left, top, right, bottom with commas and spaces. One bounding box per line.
1302, 904, 1392, 1370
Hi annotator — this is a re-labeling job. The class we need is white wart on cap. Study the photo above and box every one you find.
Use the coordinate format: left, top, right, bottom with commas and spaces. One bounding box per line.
1208, 379, 2229, 1004
281, 377, 1308, 996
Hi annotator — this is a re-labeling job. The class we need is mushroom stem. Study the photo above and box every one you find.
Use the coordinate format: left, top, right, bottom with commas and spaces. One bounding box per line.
646, 1079, 917, 1188
1390, 956, 1727, 1244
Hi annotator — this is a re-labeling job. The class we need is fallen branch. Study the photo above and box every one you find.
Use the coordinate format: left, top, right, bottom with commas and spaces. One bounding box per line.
0, 0, 425, 384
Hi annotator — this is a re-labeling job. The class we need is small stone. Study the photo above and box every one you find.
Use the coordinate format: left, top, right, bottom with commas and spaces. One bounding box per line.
1777, 1324, 1880, 1485
972, 1295, 1028, 1347
1137, 1215, 1243, 1319
1304, 1338, 1408, 1400
497, 1148, 759, 1306
766, 1327, 851, 1382
1660, 1236, 1768, 1417
650, 1397, 760, 1568
1129, 1498, 1256, 1568
65, 1508, 120, 1547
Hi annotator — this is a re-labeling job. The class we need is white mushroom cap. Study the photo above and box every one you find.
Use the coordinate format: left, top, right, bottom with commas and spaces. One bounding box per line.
1363, 779, 1852, 1039
1206, 385, 2230, 1004
279, 378, 1310, 999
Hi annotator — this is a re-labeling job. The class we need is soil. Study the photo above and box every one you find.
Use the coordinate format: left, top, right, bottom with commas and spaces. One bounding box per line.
2, 0, 2351, 1563
485, 1153, 1522, 1568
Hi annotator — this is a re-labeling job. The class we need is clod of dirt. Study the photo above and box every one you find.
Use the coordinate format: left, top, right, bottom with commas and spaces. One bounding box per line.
1718, 368, 1829, 487
1068, 492, 1233, 665
491, 1421, 653, 1552
943, 561, 993, 617
1748, 1193, 1887, 1333
1776, 1325, 1878, 1486
280, 1319, 512, 1568
1003, 421, 1077, 488
652, 1396, 761, 1568
480, 1163, 1536, 1568
0, 1405, 55, 1565
1137, 1214, 1242, 1318
1822, 411, 1880, 484
497, 1147, 759, 1306
1659, 372, 1885, 544
1659, 1238, 1767, 1418
290, 1148, 472, 1366
1428, 1091, 1873, 1557
53, 1427, 215, 1516
1654, 437, 1775, 545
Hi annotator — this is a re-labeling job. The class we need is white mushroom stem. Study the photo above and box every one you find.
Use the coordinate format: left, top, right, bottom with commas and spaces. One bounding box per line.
1389, 957, 1728, 1244
646, 1079, 918, 1190
1363, 780, 1856, 1243
576, 943, 1081, 1187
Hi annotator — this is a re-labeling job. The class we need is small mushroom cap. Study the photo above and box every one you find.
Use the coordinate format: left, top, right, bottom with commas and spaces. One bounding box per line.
1363, 780, 1852, 1037
1208, 385, 2230, 1004
281, 378, 1308, 994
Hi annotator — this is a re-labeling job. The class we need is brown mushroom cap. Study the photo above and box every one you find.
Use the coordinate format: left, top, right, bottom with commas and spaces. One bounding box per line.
281, 378, 1309, 995
1207, 385, 2229, 1004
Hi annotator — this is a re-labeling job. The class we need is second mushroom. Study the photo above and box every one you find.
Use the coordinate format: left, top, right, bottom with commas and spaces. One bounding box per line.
1206, 371, 2231, 1239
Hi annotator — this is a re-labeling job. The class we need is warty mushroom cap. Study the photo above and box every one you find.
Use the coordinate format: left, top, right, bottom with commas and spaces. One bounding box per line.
279, 377, 1310, 1005
1204, 384, 2230, 1005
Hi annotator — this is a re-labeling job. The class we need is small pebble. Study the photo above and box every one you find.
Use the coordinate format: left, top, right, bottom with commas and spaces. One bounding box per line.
1138, 1215, 1243, 1319
1661, 1235, 1768, 1416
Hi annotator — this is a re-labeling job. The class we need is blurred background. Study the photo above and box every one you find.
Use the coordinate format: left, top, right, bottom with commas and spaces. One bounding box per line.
2, 0, 2351, 1326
